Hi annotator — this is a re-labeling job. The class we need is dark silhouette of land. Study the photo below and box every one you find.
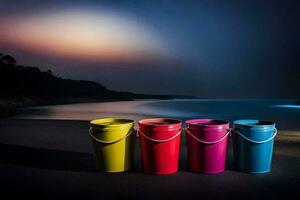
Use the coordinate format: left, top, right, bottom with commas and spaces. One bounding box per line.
0, 53, 194, 116
0, 53, 176, 100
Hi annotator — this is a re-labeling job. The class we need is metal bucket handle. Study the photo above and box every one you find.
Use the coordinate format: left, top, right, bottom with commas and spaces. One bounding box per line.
234, 128, 277, 144
138, 129, 181, 143
185, 128, 231, 144
89, 128, 134, 144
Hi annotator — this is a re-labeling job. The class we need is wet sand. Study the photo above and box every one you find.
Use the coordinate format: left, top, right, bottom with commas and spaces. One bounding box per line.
0, 118, 299, 200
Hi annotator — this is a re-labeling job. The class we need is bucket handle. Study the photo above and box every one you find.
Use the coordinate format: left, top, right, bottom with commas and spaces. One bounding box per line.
137, 129, 181, 143
234, 128, 277, 144
89, 128, 134, 144
185, 128, 230, 144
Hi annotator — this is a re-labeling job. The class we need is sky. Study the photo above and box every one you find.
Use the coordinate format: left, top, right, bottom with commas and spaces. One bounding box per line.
0, 0, 299, 98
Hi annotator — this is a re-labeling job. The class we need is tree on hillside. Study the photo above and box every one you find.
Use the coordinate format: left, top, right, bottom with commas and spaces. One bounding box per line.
1, 55, 16, 65
47, 69, 53, 75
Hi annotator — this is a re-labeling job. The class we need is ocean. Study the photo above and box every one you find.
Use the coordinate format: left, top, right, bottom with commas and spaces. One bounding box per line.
15, 99, 300, 131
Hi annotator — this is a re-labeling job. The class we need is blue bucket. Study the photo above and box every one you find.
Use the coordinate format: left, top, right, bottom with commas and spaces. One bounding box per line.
233, 119, 277, 174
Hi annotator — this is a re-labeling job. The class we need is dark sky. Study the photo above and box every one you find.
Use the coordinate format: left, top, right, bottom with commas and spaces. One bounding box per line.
0, 0, 299, 98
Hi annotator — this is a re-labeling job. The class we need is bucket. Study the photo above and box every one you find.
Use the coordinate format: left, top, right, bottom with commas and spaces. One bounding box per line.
89, 118, 135, 172
138, 118, 182, 174
233, 119, 277, 174
185, 119, 230, 174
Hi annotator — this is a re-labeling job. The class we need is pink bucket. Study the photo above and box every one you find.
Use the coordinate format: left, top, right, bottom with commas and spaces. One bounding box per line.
185, 119, 230, 174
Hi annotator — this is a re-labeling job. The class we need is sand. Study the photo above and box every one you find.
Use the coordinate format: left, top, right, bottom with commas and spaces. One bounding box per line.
0, 118, 299, 200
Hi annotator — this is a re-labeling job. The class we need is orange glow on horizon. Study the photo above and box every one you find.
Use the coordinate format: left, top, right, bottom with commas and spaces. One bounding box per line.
0, 10, 170, 63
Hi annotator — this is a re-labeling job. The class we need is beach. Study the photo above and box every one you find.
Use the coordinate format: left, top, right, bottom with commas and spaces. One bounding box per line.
0, 99, 299, 199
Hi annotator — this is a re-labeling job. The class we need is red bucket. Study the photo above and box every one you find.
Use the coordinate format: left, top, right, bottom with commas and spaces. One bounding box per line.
138, 118, 182, 175
185, 119, 230, 174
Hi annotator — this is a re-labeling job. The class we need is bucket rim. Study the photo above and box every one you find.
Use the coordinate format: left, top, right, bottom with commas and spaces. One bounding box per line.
90, 118, 134, 128
185, 119, 229, 128
138, 118, 181, 128
233, 119, 275, 127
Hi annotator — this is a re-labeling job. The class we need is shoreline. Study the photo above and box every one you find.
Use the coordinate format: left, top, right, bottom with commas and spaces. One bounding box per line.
0, 97, 135, 118
0, 97, 179, 118
1, 98, 298, 119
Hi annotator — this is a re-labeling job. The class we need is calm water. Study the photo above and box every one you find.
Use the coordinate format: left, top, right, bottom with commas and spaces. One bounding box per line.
16, 99, 300, 131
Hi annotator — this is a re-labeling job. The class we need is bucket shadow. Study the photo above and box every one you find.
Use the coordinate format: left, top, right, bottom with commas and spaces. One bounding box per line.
0, 142, 95, 172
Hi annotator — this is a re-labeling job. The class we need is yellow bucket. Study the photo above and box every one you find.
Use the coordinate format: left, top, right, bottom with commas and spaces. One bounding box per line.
89, 118, 135, 172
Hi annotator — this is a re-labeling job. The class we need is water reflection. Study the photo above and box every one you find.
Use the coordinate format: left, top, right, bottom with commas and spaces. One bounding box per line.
272, 105, 300, 109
